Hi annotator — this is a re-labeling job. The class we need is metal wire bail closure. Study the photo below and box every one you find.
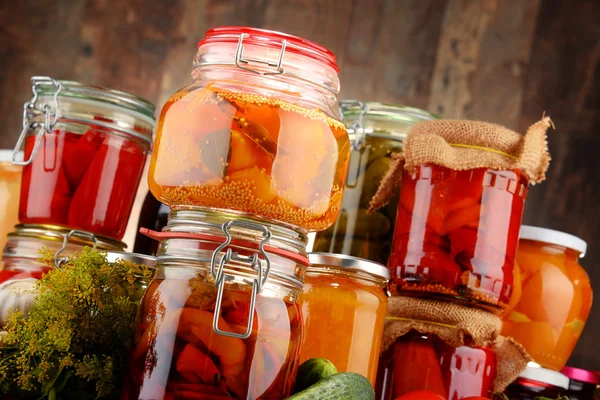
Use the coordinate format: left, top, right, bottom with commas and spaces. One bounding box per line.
210, 219, 272, 339
13, 76, 63, 166
234, 33, 287, 76
339, 100, 369, 187
54, 230, 98, 268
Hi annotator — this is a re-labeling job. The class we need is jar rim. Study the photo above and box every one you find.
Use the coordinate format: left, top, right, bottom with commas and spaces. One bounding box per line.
308, 252, 389, 280
520, 225, 587, 257
105, 251, 156, 270
0, 149, 23, 163
561, 366, 600, 385
519, 365, 570, 390
198, 26, 339, 73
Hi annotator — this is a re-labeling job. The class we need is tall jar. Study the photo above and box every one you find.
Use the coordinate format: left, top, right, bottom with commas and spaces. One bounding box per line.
299, 252, 389, 385
13, 77, 155, 240
376, 329, 497, 400
0, 225, 125, 327
388, 166, 528, 312
502, 226, 591, 371
123, 210, 307, 400
0, 150, 23, 252
313, 102, 438, 264
149, 27, 350, 232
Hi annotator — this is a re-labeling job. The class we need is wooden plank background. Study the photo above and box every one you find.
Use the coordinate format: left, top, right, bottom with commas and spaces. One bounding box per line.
1, 0, 599, 370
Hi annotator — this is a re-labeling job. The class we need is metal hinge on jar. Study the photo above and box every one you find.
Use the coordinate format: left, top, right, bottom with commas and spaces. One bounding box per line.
234, 33, 287, 76
340, 100, 369, 187
54, 230, 98, 268
210, 219, 272, 339
13, 76, 63, 166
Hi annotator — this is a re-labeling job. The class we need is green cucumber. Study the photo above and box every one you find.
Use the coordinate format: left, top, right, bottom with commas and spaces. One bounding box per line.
294, 358, 338, 393
286, 372, 375, 400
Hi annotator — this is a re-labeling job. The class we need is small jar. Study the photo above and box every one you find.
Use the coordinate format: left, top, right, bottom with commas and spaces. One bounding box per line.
133, 192, 170, 256
0, 225, 125, 327
0, 150, 23, 253
312, 102, 438, 264
504, 365, 569, 399
149, 27, 350, 232
299, 253, 389, 385
502, 226, 591, 370
562, 366, 600, 400
388, 166, 528, 311
13, 77, 155, 240
376, 329, 497, 400
123, 210, 307, 400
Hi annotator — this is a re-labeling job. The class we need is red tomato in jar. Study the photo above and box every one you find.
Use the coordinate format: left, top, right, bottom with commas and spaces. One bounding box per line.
394, 391, 447, 400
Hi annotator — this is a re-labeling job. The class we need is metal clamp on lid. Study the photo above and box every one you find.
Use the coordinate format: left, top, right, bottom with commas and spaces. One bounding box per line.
234, 33, 287, 76
340, 99, 369, 151
13, 76, 63, 166
54, 230, 98, 268
210, 220, 272, 339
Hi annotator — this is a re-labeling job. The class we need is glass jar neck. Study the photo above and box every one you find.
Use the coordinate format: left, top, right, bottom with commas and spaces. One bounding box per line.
306, 265, 386, 287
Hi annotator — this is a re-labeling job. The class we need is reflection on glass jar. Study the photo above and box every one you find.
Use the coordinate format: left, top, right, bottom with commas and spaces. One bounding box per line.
149, 27, 350, 232
0, 225, 126, 327
313, 102, 438, 264
15, 77, 155, 240
502, 226, 591, 371
505, 365, 569, 399
388, 165, 528, 312
123, 210, 307, 399
376, 330, 497, 400
299, 253, 388, 385
0, 150, 22, 253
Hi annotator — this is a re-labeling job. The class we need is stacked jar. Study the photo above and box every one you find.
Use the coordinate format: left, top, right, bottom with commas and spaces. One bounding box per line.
127, 27, 352, 399
0, 77, 157, 315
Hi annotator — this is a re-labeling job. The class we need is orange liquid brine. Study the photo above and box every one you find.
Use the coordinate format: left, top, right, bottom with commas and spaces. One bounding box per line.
124, 274, 303, 400
501, 240, 592, 370
149, 87, 350, 231
299, 272, 387, 385
0, 161, 21, 252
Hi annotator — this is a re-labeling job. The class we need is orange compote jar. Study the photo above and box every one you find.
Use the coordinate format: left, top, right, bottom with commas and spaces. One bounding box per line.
0, 150, 22, 252
149, 27, 350, 232
299, 253, 389, 385
502, 226, 591, 371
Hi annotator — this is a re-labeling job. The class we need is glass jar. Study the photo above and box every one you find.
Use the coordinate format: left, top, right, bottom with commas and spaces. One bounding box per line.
312, 102, 438, 264
388, 166, 528, 312
562, 366, 600, 400
13, 77, 155, 240
0, 225, 125, 327
502, 226, 591, 371
133, 192, 170, 256
504, 365, 569, 399
299, 252, 388, 385
376, 329, 497, 400
0, 150, 23, 253
148, 27, 350, 232
123, 210, 307, 400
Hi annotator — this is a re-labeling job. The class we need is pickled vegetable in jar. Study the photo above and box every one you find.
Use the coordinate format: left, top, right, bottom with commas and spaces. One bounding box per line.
376, 329, 497, 400
504, 365, 569, 399
149, 27, 350, 232
313, 102, 438, 264
0, 225, 125, 327
124, 210, 307, 400
388, 165, 528, 311
14, 77, 155, 240
502, 226, 591, 371
299, 253, 388, 385
0, 150, 22, 253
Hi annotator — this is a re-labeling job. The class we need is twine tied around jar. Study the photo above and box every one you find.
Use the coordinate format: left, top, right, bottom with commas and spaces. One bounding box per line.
382, 296, 531, 392
368, 117, 553, 213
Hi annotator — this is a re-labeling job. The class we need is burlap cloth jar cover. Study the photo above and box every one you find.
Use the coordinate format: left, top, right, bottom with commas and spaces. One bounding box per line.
371, 117, 552, 391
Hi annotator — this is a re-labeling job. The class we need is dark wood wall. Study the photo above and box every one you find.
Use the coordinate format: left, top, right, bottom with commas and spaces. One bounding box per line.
1, 0, 599, 370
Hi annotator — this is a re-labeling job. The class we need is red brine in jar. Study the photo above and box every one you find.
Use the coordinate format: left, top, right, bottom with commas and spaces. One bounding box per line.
388, 165, 528, 310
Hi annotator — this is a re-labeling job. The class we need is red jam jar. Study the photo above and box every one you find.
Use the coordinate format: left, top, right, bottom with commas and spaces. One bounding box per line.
388, 165, 528, 311
376, 330, 497, 400
505, 365, 569, 399
13, 77, 155, 240
561, 366, 600, 400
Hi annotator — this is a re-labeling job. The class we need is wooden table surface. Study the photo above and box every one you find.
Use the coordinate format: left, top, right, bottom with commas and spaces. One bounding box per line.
1, 0, 599, 371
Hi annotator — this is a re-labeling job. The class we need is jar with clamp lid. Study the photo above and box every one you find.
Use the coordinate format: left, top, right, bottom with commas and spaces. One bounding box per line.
0, 224, 125, 327
13, 77, 155, 240
0, 150, 23, 252
123, 210, 307, 399
148, 27, 350, 231
312, 102, 438, 263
